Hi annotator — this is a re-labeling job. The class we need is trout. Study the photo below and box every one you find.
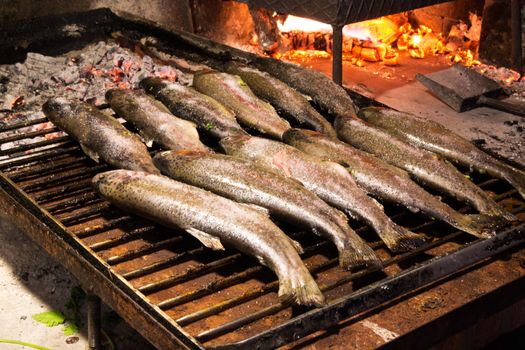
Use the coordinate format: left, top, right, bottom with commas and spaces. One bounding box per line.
93, 170, 324, 306
139, 77, 248, 139
359, 107, 525, 202
223, 62, 337, 138
284, 128, 504, 238
42, 98, 159, 174
154, 150, 381, 270
105, 89, 211, 153
252, 57, 359, 118
335, 115, 515, 221
220, 135, 425, 252
192, 70, 291, 139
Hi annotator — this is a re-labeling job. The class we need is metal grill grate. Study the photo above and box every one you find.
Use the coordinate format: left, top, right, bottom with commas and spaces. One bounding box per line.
1, 110, 524, 349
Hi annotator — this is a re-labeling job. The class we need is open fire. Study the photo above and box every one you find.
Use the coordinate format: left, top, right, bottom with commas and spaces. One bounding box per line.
274, 13, 482, 67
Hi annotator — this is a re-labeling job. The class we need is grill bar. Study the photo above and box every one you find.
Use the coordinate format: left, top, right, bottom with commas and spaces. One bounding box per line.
106, 236, 185, 265
215, 222, 525, 350
73, 216, 134, 238
9, 157, 89, 182
1, 10, 524, 350
0, 145, 81, 171
138, 253, 243, 294
195, 231, 459, 343
0, 135, 70, 156
0, 126, 59, 144
34, 181, 92, 204
122, 246, 209, 280
88, 225, 157, 251
0, 116, 48, 132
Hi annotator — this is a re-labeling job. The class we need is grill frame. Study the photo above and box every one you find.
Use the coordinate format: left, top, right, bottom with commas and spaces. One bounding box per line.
1, 8, 525, 350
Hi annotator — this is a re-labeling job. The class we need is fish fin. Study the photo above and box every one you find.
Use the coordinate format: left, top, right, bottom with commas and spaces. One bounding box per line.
80, 144, 100, 163
278, 267, 325, 307
378, 224, 427, 253
454, 214, 507, 239
504, 171, 525, 201
240, 203, 270, 217
288, 238, 304, 254
339, 240, 382, 271
185, 228, 225, 250
137, 131, 154, 148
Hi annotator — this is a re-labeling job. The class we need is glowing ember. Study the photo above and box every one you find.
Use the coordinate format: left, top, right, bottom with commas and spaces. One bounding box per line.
275, 13, 482, 68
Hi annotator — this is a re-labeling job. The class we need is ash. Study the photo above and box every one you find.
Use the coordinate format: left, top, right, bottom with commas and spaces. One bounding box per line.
0, 40, 186, 117
0, 40, 188, 153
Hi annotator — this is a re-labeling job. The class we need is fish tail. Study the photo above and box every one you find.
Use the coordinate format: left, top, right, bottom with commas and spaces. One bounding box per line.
278, 268, 325, 307
504, 170, 525, 201
455, 214, 509, 238
480, 203, 517, 222
378, 223, 427, 253
338, 241, 382, 271
470, 191, 516, 222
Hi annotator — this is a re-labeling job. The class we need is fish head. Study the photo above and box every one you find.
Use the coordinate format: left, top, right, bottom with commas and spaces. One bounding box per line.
283, 128, 324, 144
105, 88, 130, 102
356, 106, 387, 121
139, 77, 169, 96
92, 170, 144, 195
42, 97, 72, 116
219, 133, 254, 155
153, 149, 210, 169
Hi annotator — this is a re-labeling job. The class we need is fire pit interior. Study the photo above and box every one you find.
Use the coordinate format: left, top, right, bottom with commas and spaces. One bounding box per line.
1, 1, 525, 350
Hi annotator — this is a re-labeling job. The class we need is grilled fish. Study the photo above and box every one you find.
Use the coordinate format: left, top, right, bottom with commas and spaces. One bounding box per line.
93, 170, 324, 306
42, 98, 159, 174
223, 62, 337, 138
154, 150, 381, 270
105, 89, 211, 153
192, 70, 291, 139
220, 134, 425, 253
139, 77, 248, 139
252, 57, 358, 118
284, 128, 502, 238
335, 115, 514, 221
359, 107, 525, 201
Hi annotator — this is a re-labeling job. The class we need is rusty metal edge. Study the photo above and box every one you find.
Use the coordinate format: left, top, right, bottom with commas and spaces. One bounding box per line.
210, 223, 525, 350
378, 273, 525, 349
0, 173, 205, 350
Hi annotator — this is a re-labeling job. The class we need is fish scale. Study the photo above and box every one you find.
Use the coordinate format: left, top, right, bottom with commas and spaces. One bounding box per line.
334, 115, 515, 221
153, 150, 381, 271
284, 128, 505, 239
221, 133, 427, 253
93, 170, 325, 307
359, 107, 525, 202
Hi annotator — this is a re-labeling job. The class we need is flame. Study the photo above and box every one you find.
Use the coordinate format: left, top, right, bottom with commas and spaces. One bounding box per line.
277, 15, 332, 33
275, 14, 482, 68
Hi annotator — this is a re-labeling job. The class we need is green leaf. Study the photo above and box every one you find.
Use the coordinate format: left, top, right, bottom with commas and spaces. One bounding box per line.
205, 122, 214, 130
32, 311, 66, 327
63, 323, 79, 336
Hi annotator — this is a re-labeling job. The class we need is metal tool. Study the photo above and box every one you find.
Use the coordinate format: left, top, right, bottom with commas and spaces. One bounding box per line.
416, 64, 525, 117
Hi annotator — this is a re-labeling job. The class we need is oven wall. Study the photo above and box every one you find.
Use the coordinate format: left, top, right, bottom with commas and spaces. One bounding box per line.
0, 0, 193, 32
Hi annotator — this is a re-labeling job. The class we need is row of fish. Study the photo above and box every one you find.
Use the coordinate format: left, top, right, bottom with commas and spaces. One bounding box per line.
42, 59, 524, 308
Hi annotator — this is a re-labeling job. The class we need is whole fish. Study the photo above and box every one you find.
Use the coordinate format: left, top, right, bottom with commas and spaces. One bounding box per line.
93, 170, 324, 307
335, 115, 515, 221
219, 135, 425, 253
105, 89, 211, 153
42, 98, 159, 174
223, 62, 337, 138
284, 128, 503, 238
153, 150, 380, 270
192, 70, 291, 139
252, 57, 359, 118
139, 77, 248, 139
359, 107, 525, 201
